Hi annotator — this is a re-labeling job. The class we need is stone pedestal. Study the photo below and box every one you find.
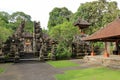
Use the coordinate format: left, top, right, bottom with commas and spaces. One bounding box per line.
84, 55, 120, 69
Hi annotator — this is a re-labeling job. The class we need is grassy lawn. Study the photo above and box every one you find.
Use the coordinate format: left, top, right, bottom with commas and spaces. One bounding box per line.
0, 68, 5, 74
55, 67, 120, 80
47, 60, 79, 68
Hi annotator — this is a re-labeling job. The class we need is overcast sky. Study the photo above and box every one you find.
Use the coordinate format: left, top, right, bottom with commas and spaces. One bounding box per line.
0, 0, 120, 29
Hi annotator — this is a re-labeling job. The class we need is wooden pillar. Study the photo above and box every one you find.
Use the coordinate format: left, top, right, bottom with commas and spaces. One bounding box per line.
107, 42, 111, 54
91, 43, 95, 56
116, 41, 119, 55
104, 42, 109, 57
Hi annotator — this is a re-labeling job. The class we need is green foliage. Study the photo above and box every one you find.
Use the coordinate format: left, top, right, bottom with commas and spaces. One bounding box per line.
0, 68, 5, 74
55, 67, 120, 80
42, 29, 48, 34
9, 11, 33, 32
0, 0, 120, 59
49, 21, 79, 45
48, 52, 53, 59
47, 60, 79, 68
70, 0, 120, 49
72, 0, 120, 35
48, 0, 120, 59
55, 42, 71, 59
48, 7, 73, 29
0, 11, 33, 42
10, 11, 31, 22
0, 11, 11, 29
61, 48, 71, 59
0, 26, 13, 42
0, 11, 13, 42
24, 21, 34, 33
94, 42, 104, 48
49, 22, 79, 59
0, 11, 10, 24
55, 43, 65, 59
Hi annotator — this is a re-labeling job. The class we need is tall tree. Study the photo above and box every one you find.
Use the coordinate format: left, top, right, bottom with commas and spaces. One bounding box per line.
0, 11, 13, 42
48, 7, 73, 29
0, 27, 13, 42
49, 21, 79, 59
72, 0, 120, 34
49, 21, 79, 46
0, 11, 10, 28
10, 11, 31, 22
0, 11, 34, 42
9, 12, 33, 32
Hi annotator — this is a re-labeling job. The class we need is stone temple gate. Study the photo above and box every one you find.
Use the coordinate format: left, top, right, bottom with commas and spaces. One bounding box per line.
0, 21, 57, 63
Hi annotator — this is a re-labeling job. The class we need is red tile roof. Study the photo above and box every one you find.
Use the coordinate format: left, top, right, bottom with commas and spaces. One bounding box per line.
83, 18, 120, 42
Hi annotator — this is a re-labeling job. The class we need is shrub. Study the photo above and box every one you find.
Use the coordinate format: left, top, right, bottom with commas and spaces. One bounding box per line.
56, 42, 72, 60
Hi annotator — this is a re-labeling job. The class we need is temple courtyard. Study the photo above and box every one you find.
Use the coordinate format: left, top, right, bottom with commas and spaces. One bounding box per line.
0, 58, 120, 80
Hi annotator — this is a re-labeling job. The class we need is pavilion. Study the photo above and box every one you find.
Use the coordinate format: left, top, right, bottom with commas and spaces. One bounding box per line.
83, 18, 120, 57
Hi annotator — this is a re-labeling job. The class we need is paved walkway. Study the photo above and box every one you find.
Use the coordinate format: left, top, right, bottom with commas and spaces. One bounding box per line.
0, 61, 63, 80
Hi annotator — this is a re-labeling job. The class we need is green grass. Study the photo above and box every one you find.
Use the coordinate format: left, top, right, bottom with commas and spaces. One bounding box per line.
0, 68, 5, 74
47, 60, 79, 68
55, 67, 120, 80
